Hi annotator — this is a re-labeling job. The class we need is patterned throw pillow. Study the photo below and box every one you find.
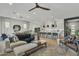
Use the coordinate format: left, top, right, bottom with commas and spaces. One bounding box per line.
9, 37, 15, 43
9, 34, 19, 43
13, 36, 19, 42
0, 36, 3, 41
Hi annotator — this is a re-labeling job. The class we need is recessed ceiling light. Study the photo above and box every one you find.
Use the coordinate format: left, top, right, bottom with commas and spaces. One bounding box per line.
71, 25, 75, 27
13, 11, 17, 14
19, 16, 23, 18
16, 13, 20, 16
13, 11, 21, 18
51, 16, 53, 18
33, 12, 36, 15
9, 3, 13, 5
26, 16, 30, 18
13, 17, 17, 18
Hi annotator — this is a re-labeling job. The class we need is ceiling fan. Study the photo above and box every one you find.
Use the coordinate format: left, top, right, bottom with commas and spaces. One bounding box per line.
29, 3, 50, 11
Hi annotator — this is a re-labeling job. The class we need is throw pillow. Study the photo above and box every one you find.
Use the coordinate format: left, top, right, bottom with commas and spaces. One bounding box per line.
5, 38, 10, 49
0, 41, 6, 54
9, 37, 15, 43
14, 36, 19, 42
0, 36, 3, 41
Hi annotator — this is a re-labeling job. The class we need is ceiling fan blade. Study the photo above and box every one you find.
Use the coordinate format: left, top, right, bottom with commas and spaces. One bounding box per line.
29, 7, 36, 11
39, 6, 50, 10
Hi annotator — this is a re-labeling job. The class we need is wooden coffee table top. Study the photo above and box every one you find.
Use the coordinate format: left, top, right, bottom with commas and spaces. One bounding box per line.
39, 40, 47, 44
32, 40, 47, 44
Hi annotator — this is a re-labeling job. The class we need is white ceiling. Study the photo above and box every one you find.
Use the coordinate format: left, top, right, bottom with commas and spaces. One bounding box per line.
0, 3, 79, 24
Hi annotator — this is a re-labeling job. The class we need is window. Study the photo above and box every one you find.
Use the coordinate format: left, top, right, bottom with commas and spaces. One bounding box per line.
23, 24, 27, 29
5, 22, 10, 28
71, 25, 75, 35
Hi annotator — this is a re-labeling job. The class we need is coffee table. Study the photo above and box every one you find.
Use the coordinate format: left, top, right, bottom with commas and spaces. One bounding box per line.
32, 40, 47, 47
24, 40, 47, 55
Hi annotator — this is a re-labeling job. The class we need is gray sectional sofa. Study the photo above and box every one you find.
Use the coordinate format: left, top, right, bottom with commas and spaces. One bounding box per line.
0, 36, 47, 56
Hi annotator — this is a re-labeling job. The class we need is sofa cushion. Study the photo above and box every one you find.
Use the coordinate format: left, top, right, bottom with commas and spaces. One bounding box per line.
13, 43, 37, 56
0, 41, 6, 55
9, 35, 19, 43
1, 34, 8, 40
66, 43, 78, 52
16, 34, 31, 40
14, 36, 19, 42
5, 38, 10, 49
10, 41, 27, 49
9, 37, 15, 43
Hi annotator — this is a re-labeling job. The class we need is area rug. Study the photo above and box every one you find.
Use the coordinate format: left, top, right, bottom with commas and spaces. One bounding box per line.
30, 45, 77, 56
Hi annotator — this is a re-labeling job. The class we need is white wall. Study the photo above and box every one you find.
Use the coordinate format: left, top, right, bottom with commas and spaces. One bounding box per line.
29, 22, 41, 32
40, 19, 64, 33
0, 17, 30, 35
39, 19, 64, 37
56, 19, 64, 30
0, 16, 64, 36
0, 19, 1, 35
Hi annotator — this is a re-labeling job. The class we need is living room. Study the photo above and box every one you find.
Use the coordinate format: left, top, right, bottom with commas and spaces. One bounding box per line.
0, 3, 79, 56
